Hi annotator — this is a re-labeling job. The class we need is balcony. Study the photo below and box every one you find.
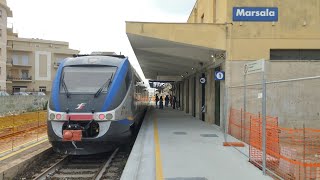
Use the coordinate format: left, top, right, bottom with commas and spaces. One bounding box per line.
6, 44, 33, 52
12, 63, 32, 68
7, 76, 32, 82
7, 43, 13, 49
6, 59, 12, 67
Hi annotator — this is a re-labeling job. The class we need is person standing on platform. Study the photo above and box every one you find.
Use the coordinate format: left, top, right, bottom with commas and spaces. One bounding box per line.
165, 95, 169, 107
176, 96, 180, 109
155, 94, 159, 108
159, 96, 164, 109
169, 95, 173, 107
172, 95, 176, 109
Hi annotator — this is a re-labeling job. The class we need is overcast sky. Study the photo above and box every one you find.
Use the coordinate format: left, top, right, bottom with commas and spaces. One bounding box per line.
7, 0, 196, 82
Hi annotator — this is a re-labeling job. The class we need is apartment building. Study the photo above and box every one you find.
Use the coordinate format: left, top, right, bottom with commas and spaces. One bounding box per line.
0, 0, 79, 93
0, 0, 12, 90
6, 29, 79, 93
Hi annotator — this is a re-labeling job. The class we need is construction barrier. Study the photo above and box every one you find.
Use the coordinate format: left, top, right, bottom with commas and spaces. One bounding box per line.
228, 108, 320, 179
228, 108, 256, 144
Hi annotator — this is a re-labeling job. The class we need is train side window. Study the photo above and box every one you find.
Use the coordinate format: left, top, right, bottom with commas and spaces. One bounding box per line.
108, 68, 131, 110
125, 68, 132, 91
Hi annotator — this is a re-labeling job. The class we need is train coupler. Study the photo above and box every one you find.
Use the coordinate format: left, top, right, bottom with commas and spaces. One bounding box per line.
62, 130, 82, 142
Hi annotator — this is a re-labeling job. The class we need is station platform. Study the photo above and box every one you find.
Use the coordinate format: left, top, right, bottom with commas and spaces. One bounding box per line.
121, 107, 271, 180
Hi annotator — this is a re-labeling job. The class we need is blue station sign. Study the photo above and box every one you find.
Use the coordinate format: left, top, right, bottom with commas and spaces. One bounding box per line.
215, 71, 225, 81
233, 7, 278, 22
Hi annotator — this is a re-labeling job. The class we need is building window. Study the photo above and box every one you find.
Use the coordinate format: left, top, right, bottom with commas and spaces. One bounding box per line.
0, 10, 2, 18
0, 29, 2, 37
0, 66, 1, 75
12, 55, 18, 65
270, 49, 320, 60
39, 86, 46, 92
22, 55, 29, 65
13, 86, 27, 93
21, 70, 29, 79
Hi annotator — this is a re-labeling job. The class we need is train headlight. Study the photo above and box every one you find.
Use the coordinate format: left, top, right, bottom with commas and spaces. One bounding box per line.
105, 113, 113, 120
49, 113, 55, 120
48, 110, 66, 121
56, 114, 62, 120
95, 112, 113, 121
99, 114, 105, 120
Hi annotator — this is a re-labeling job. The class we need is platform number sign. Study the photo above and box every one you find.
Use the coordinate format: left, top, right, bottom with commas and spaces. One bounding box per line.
215, 71, 225, 81
199, 77, 206, 84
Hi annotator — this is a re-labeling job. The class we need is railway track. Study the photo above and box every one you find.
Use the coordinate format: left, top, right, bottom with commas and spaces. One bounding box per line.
34, 148, 120, 180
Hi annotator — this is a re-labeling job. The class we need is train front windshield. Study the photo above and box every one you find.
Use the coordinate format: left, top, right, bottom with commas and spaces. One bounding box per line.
60, 66, 117, 94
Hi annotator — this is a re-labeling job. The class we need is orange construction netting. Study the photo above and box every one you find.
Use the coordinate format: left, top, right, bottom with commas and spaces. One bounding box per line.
228, 108, 320, 180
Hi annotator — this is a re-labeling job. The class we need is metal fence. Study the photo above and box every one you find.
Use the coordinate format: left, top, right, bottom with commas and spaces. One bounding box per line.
0, 111, 47, 156
225, 60, 320, 179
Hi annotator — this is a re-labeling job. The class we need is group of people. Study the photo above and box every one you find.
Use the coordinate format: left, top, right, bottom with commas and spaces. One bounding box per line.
155, 94, 177, 109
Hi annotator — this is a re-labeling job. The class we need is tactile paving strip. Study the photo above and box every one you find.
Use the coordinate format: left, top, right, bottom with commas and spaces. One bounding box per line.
200, 134, 218, 137
166, 177, 208, 180
173, 132, 187, 135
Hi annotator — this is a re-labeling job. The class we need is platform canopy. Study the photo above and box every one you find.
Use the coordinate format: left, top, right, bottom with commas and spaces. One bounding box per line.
126, 22, 227, 81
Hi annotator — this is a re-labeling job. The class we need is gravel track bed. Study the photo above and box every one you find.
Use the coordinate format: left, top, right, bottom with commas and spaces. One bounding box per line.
14, 151, 66, 180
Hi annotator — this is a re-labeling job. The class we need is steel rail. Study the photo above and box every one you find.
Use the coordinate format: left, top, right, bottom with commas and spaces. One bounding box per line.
33, 155, 69, 180
94, 148, 119, 180
34, 148, 119, 180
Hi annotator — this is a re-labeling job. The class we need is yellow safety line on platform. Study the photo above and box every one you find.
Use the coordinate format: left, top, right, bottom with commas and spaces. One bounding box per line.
0, 138, 48, 161
0, 135, 48, 155
154, 113, 164, 180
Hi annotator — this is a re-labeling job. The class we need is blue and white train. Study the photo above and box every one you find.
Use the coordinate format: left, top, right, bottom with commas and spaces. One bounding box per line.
47, 54, 148, 155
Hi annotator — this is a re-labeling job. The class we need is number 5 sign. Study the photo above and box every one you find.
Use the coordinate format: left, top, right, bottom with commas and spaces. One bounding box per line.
215, 71, 225, 81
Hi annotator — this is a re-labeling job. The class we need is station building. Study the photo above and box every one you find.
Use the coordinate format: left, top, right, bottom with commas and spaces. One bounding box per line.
126, 0, 320, 128
0, 0, 79, 93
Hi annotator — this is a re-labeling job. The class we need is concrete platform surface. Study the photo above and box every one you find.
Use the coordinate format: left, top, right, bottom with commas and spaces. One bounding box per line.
0, 139, 52, 179
121, 108, 272, 180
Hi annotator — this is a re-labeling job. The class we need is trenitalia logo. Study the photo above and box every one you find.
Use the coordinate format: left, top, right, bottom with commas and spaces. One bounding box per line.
75, 103, 86, 110
233, 7, 278, 22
